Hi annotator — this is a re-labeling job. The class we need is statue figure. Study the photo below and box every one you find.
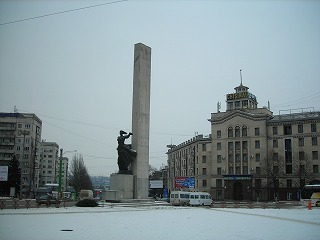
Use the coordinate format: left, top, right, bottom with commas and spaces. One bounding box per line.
117, 130, 137, 174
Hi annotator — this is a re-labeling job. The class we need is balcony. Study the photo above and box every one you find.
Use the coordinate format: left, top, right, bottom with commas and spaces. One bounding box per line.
0, 132, 16, 138
0, 149, 15, 154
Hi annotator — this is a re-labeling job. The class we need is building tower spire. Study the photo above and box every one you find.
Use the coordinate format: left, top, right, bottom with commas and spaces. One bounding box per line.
240, 69, 243, 86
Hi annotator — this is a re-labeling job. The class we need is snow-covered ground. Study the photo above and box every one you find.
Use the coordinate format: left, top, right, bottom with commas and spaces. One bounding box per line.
0, 205, 319, 240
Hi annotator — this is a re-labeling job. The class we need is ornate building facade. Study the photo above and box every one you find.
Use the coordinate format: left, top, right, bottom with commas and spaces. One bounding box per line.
167, 82, 320, 201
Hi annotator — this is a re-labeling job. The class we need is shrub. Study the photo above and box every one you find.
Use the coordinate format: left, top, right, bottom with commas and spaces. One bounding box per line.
76, 199, 98, 207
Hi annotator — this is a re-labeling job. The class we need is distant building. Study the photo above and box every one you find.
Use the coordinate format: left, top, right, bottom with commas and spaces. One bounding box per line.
39, 141, 59, 186
166, 134, 212, 193
167, 82, 320, 201
0, 112, 42, 195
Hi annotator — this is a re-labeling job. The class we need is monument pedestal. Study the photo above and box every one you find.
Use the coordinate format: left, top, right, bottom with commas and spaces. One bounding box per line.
103, 174, 133, 202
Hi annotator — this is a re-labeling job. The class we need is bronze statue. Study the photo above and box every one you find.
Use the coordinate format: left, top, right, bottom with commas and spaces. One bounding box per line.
117, 130, 137, 174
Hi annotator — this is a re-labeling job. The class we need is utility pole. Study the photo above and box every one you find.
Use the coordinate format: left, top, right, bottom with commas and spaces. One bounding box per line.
19, 130, 30, 199
58, 149, 63, 199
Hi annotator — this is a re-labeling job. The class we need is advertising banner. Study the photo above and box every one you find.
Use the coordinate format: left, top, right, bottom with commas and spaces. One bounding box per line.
149, 180, 163, 189
174, 177, 195, 189
0, 166, 8, 181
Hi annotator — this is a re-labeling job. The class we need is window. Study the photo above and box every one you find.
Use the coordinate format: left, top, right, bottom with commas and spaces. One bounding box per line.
298, 138, 304, 147
235, 101, 240, 109
217, 167, 222, 175
287, 179, 292, 188
228, 127, 233, 138
298, 124, 303, 133
284, 125, 292, 135
242, 126, 247, 137
286, 165, 292, 174
216, 179, 222, 188
202, 168, 207, 175
235, 141, 240, 150
228, 166, 234, 174
273, 126, 278, 135
273, 139, 278, 148
235, 154, 241, 162
217, 142, 221, 150
273, 152, 279, 161
242, 100, 248, 108
243, 166, 248, 174
255, 153, 260, 162
312, 137, 318, 146
299, 151, 305, 160
236, 166, 241, 174
287, 192, 292, 200
242, 141, 248, 150
202, 144, 206, 151
235, 126, 240, 138
242, 154, 248, 162
255, 140, 260, 149
255, 127, 260, 136
216, 190, 222, 199
311, 123, 317, 132
217, 130, 221, 138
312, 151, 318, 160
299, 165, 305, 174
217, 155, 222, 163
256, 167, 260, 175
202, 180, 207, 187
228, 154, 233, 163
228, 142, 233, 151
313, 165, 319, 174
202, 156, 206, 163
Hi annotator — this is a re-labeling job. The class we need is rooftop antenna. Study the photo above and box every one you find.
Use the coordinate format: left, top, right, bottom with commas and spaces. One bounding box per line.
217, 101, 221, 113
240, 69, 243, 85
14, 106, 18, 113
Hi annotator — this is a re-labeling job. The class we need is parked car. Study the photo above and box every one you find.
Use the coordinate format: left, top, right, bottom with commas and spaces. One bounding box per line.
36, 195, 59, 205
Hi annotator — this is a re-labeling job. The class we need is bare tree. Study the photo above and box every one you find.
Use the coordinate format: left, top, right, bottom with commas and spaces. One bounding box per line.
260, 151, 285, 200
292, 151, 313, 189
68, 154, 93, 194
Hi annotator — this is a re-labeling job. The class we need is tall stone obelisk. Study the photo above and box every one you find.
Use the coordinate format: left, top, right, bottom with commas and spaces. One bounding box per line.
131, 43, 151, 199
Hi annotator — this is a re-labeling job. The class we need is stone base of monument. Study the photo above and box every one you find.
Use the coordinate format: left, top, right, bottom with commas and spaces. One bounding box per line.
103, 174, 133, 202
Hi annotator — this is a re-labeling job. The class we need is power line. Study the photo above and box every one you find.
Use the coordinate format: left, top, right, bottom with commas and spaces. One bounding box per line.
272, 92, 320, 108
0, 0, 128, 26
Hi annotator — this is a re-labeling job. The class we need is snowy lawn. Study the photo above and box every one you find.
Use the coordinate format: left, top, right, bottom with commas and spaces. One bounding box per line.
0, 205, 319, 240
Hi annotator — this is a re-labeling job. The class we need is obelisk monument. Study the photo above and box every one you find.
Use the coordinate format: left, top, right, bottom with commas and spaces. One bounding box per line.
131, 43, 151, 199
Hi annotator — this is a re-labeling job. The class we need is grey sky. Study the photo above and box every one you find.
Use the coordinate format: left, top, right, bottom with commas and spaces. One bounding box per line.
1, 0, 320, 177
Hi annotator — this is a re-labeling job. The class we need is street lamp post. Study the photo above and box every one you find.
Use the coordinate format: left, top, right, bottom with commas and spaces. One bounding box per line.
58, 149, 76, 199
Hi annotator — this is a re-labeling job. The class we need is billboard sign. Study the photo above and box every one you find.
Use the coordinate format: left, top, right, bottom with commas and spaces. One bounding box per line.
149, 180, 163, 189
174, 177, 195, 189
0, 166, 8, 181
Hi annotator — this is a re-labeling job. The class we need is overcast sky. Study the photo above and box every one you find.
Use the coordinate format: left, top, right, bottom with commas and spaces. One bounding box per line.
1, 0, 319, 177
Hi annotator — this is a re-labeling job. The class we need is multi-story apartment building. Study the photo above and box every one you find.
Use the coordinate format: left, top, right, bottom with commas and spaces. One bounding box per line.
0, 112, 42, 196
167, 134, 212, 193
59, 156, 69, 191
39, 141, 59, 185
39, 142, 70, 191
167, 82, 320, 201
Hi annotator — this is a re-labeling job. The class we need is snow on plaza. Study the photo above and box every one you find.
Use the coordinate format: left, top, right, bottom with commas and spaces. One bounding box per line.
0, 204, 319, 240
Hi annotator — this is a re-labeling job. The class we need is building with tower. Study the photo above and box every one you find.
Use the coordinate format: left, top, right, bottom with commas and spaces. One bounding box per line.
167, 77, 320, 201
